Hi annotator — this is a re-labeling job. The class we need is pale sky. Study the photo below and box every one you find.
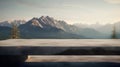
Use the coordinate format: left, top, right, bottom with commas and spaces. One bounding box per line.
0, 0, 120, 24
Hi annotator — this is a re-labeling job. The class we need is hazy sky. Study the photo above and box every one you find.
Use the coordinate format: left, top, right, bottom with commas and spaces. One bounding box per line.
0, 0, 120, 24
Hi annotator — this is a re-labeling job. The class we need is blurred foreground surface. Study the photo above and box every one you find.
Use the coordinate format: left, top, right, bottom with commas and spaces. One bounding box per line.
0, 39, 120, 67
26, 56, 120, 62
0, 39, 120, 46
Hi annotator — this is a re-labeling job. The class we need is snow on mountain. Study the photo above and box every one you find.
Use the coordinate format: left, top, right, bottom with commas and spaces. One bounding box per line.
11, 20, 26, 27
1, 16, 119, 39
18, 16, 84, 39
0, 21, 11, 27
19, 16, 65, 34
22, 16, 69, 31
38, 16, 66, 29
0, 20, 26, 27
25, 17, 43, 28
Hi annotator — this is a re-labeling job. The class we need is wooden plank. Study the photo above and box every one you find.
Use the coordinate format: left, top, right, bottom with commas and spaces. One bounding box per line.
26, 55, 120, 62
0, 39, 120, 46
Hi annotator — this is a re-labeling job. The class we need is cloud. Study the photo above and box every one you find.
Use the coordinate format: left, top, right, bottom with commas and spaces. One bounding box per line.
104, 0, 120, 4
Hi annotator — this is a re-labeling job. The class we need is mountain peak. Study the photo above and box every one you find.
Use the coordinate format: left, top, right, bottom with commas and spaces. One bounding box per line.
26, 17, 43, 28
38, 16, 57, 27
32, 17, 39, 20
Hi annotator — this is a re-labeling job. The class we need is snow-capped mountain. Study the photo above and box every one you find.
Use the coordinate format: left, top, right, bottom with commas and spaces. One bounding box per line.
0, 21, 11, 27
0, 16, 119, 39
19, 16, 64, 33
18, 16, 84, 39
0, 20, 26, 27
23, 16, 69, 30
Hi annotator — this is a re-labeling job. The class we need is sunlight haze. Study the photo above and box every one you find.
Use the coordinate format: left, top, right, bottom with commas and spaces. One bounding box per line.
0, 0, 120, 24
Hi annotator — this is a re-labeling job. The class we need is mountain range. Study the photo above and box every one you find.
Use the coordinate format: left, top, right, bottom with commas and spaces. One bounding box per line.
0, 16, 119, 39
